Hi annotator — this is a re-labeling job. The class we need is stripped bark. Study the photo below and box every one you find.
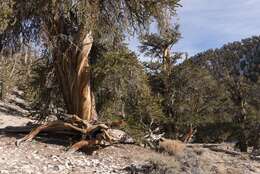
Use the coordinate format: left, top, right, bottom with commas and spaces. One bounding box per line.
52, 31, 96, 122
72, 32, 95, 121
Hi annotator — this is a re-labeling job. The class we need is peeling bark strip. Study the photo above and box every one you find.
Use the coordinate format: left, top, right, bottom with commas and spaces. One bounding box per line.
72, 32, 95, 121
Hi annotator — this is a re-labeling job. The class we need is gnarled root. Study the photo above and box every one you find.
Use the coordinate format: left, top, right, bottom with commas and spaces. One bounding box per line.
15, 120, 88, 146
67, 129, 113, 153
67, 139, 100, 153
15, 115, 113, 150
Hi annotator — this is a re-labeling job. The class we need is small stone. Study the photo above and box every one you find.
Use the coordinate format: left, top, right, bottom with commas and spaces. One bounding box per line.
53, 165, 60, 171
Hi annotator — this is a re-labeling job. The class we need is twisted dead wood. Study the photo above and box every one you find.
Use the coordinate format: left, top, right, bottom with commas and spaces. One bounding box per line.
14, 115, 114, 152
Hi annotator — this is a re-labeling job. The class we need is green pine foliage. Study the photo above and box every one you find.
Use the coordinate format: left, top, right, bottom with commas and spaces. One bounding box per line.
0, 0, 14, 33
92, 48, 164, 139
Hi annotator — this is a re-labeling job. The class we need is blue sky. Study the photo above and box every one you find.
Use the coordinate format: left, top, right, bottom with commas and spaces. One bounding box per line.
128, 0, 260, 57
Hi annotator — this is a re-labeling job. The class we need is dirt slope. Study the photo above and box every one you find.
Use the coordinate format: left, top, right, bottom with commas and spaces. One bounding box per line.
0, 100, 259, 174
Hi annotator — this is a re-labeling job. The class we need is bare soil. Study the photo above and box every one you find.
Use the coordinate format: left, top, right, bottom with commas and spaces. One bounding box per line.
0, 100, 260, 174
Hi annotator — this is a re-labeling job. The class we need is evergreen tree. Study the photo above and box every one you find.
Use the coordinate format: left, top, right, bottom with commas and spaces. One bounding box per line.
140, 23, 183, 120
0, 0, 181, 121
192, 36, 260, 151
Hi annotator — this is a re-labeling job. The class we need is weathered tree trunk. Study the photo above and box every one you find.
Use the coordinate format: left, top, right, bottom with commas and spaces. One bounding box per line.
162, 47, 171, 74
72, 32, 96, 121
237, 98, 248, 152
162, 47, 174, 118
54, 32, 97, 122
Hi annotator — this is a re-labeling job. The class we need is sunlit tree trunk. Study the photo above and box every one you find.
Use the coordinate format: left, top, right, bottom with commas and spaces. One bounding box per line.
162, 47, 175, 118
162, 47, 171, 74
53, 32, 97, 122
73, 33, 97, 121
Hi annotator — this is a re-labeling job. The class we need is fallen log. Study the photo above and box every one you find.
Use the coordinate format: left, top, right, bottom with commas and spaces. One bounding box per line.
186, 143, 241, 155
186, 143, 223, 148
209, 147, 241, 156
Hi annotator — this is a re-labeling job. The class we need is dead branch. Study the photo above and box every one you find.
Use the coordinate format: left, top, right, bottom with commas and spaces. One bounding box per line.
143, 118, 165, 149
182, 124, 197, 143
15, 120, 84, 146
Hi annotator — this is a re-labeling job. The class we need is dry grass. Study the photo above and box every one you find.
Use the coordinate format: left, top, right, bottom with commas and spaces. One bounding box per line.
135, 151, 181, 173
158, 138, 186, 156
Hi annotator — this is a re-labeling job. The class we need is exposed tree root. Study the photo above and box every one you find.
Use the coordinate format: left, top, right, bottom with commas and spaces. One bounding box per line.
14, 115, 115, 152
67, 139, 100, 153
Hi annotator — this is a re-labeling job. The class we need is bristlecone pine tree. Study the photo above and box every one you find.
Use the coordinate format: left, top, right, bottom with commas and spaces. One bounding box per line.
139, 23, 182, 120
0, 0, 181, 151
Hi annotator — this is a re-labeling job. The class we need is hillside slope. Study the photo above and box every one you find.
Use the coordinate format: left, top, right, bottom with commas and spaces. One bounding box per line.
0, 99, 259, 174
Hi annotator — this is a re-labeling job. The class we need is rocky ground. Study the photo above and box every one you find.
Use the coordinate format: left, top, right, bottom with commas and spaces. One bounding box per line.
0, 92, 260, 174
